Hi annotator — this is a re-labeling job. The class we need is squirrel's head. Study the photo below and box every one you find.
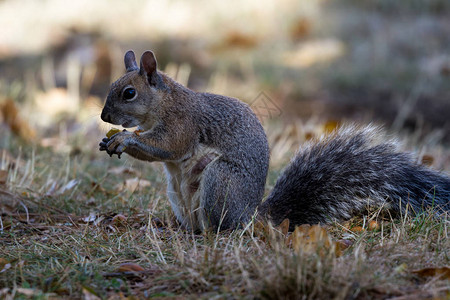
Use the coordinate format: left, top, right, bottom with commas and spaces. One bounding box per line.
101, 50, 167, 130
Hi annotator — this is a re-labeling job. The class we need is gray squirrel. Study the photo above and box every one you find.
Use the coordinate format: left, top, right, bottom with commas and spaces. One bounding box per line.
99, 50, 450, 232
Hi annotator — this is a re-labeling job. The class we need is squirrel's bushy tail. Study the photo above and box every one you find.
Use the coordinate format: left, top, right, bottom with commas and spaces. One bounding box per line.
260, 125, 450, 229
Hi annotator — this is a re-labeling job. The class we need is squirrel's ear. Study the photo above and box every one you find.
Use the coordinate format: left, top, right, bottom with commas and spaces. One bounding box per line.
139, 51, 158, 83
124, 50, 139, 72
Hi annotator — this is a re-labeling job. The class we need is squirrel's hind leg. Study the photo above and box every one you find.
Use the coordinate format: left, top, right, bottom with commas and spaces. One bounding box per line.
200, 160, 263, 231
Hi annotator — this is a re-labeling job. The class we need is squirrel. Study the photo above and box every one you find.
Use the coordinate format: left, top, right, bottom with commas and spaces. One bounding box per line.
99, 50, 450, 232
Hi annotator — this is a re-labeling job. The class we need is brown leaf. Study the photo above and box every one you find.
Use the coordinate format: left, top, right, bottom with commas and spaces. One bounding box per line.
336, 239, 353, 250
308, 225, 331, 245
277, 218, 290, 236
118, 263, 145, 273
0, 98, 36, 140
0, 170, 7, 185
412, 267, 450, 279
421, 155, 434, 166
304, 131, 314, 141
323, 120, 340, 134
112, 214, 128, 225
116, 177, 151, 193
291, 224, 333, 255
335, 239, 353, 257
368, 220, 380, 231
289, 18, 311, 41
351, 226, 365, 233
252, 220, 269, 242
223, 31, 258, 49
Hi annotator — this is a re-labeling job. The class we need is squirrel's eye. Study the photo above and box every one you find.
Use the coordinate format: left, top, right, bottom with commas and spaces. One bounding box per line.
123, 87, 136, 100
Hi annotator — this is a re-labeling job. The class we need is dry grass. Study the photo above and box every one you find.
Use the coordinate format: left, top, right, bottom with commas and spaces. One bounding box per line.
0, 131, 449, 299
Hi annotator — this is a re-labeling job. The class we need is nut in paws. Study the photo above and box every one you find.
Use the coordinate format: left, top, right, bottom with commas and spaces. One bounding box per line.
99, 131, 132, 158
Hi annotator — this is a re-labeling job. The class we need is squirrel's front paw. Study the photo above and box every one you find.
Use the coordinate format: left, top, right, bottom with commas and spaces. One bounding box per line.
99, 137, 121, 158
99, 131, 132, 159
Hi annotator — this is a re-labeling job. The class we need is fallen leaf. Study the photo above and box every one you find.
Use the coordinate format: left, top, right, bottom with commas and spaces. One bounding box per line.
290, 224, 333, 256
118, 263, 145, 273
412, 267, 450, 279
335, 239, 353, 251
368, 220, 380, 231
252, 220, 269, 242
0, 98, 36, 140
421, 155, 434, 166
289, 18, 311, 41
116, 177, 151, 193
277, 218, 290, 236
323, 120, 340, 134
285, 224, 307, 248
222, 31, 258, 49
0, 170, 7, 185
304, 131, 314, 141
112, 214, 128, 225
351, 226, 365, 233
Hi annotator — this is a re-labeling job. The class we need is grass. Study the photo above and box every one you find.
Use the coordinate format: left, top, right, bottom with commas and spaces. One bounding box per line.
0, 133, 449, 299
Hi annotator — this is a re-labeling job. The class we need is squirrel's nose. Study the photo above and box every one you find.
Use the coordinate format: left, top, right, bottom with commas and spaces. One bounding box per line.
101, 110, 111, 123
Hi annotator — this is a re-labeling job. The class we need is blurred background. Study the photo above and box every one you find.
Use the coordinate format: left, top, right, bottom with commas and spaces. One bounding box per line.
0, 0, 449, 163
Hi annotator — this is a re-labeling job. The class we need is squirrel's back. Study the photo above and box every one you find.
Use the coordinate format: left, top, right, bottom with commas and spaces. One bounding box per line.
260, 125, 450, 230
